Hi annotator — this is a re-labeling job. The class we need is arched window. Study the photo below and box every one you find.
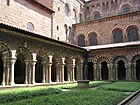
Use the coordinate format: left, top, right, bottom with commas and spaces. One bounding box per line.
122, 6, 130, 13
64, 24, 68, 41
93, 11, 100, 19
77, 35, 85, 47
65, 3, 70, 16
27, 22, 34, 31
127, 27, 139, 42
113, 29, 123, 43
88, 33, 97, 46
79, 13, 83, 22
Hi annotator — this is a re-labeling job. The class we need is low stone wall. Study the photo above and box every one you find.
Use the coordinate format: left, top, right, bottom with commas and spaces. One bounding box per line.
77, 80, 90, 88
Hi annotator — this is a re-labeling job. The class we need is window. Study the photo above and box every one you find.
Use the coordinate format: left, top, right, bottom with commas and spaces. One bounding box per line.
27, 22, 34, 31
88, 33, 97, 46
113, 29, 123, 43
122, 6, 130, 13
77, 35, 85, 47
93, 11, 100, 19
79, 13, 83, 22
64, 24, 68, 41
127, 27, 139, 42
65, 3, 70, 16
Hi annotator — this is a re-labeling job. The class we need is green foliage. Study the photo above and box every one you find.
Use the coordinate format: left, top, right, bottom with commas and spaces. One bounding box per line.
98, 81, 140, 92
0, 81, 140, 105
2, 90, 128, 105
89, 81, 112, 87
0, 88, 62, 103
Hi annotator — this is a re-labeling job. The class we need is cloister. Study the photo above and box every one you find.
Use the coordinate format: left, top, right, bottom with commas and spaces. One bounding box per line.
0, 23, 140, 87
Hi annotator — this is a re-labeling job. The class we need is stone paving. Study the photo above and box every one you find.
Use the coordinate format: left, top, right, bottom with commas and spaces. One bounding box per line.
128, 94, 140, 105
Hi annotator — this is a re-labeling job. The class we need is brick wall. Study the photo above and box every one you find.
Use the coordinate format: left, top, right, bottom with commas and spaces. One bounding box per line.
74, 12, 140, 46
0, 0, 52, 37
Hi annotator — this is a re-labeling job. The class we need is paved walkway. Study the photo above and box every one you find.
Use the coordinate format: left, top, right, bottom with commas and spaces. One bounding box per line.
128, 94, 140, 105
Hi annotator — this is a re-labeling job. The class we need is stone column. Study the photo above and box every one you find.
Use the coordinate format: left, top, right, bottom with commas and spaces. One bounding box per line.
93, 63, 97, 80
114, 64, 118, 80
60, 58, 65, 82
47, 55, 52, 83
72, 59, 75, 81
108, 63, 113, 80
10, 50, 16, 86
126, 63, 132, 80
31, 53, 37, 84
133, 63, 137, 80
2, 57, 7, 86
79, 61, 83, 80
42, 62, 46, 83
99, 64, 102, 80
25, 61, 29, 84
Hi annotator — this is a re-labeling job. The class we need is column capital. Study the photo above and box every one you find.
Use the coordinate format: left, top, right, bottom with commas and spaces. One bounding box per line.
48, 55, 53, 63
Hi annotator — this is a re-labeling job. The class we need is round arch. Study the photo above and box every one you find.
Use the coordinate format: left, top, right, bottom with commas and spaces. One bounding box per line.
0, 42, 10, 85
113, 55, 127, 80
15, 47, 32, 84
126, 25, 139, 42
88, 32, 97, 46
77, 34, 85, 47
112, 28, 123, 43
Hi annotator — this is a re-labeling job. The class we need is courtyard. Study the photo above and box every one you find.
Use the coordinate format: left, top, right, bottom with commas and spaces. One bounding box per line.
0, 81, 140, 105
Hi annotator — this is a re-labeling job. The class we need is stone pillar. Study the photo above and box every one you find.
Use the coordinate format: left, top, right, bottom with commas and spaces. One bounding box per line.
56, 63, 60, 82
79, 60, 83, 80
108, 63, 113, 80
42, 62, 46, 83
114, 64, 118, 80
99, 64, 102, 80
25, 61, 29, 84
83, 62, 88, 80
72, 59, 75, 81
2, 57, 7, 86
133, 63, 137, 80
126, 63, 132, 80
60, 58, 65, 82
93, 63, 97, 80
31, 53, 37, 84
76, 60, 83, 80
10, 50, 16, 86
47, 55, 52, 83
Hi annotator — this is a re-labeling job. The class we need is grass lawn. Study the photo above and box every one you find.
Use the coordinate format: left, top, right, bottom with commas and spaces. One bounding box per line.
0, 81, 140, 105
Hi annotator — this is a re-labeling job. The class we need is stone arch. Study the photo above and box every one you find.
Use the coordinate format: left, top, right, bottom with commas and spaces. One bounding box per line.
15, 47, 32, 84
91, 9, 102, 18
119, 3, 133, 11
51, 53, 61, 82
35, 50, 48, 83
96, 54, 110, 64
75, 56, 84, 80
77, 34, 85, 47
64, 55, 72, 81
131, 54, 140, 80
126, 25, 139, 42
113, 55, 127, 80
88, 32, 97, 46
96, 55, 110, 80
112, 28, 123, 43
92, 11, 101, 19
0, 42, 10, 85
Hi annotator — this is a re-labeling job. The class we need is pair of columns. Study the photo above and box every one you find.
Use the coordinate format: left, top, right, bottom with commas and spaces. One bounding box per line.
92, 62, 133, 81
